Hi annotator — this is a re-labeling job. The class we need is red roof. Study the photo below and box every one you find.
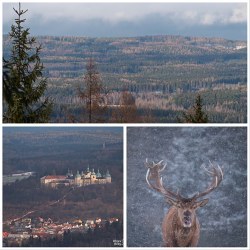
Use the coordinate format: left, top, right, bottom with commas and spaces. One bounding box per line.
3, 232, 9, 238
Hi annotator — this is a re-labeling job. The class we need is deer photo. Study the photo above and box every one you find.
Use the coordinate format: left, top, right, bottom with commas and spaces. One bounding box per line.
145, 159, 223, 247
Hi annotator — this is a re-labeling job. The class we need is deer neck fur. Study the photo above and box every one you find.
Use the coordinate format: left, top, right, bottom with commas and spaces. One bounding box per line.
174, 206, 198, 244
162, 206, 200, 247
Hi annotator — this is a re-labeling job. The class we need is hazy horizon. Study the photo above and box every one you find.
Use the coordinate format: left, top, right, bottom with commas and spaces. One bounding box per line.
2, 32, 247, 42
3, 2, 247, 41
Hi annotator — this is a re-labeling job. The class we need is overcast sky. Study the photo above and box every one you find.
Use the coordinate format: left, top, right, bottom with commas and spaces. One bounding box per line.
2, 2, 247, 40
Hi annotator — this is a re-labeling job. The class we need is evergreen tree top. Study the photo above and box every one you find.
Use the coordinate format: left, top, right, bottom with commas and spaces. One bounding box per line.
3, 3, 52, 123
179, 94, 209, 123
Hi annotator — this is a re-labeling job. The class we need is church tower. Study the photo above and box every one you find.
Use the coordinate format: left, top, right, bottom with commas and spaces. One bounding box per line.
75, 170, 81, 186
105, 170, 111, 183
67, 168, 73, 178
85, 165, 91, 178
96, 169, 102, 178
90, 168, 96, 184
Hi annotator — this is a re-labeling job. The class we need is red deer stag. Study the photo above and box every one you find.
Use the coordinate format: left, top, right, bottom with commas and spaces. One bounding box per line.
145, 159, 223, 247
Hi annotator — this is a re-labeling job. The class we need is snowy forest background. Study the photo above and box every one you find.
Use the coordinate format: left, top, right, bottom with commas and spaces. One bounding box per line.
127, 127, 247, 247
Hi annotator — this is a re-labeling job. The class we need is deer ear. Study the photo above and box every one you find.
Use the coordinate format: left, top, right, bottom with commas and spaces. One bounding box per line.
194, 199, 209, 209
166, 198, 181, 208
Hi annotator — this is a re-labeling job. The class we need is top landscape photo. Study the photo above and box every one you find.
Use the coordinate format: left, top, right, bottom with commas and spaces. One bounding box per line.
2, 2, 247, 123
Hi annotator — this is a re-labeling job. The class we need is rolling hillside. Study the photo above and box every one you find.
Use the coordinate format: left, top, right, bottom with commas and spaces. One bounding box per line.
3, 35, 247, 122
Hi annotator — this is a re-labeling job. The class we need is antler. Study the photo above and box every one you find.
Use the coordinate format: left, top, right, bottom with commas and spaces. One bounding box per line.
145, 159, 182, 201
192, 162, 223, 200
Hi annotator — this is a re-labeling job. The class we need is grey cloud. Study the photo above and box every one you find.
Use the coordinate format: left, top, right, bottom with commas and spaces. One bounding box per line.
3, 3, 247, 40
3, 3, 247, 24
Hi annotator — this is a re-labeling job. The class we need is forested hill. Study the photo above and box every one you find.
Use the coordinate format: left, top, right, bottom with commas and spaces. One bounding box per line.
3, 128, 123, 176
3, 34, 246, 84
3, 128, 123, 223
3, 34, 247, 123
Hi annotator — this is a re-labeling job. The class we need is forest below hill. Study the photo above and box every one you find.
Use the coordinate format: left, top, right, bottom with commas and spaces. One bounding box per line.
3, 128, 123, 222
3, 34, 247, 123
3, 128, 122, 175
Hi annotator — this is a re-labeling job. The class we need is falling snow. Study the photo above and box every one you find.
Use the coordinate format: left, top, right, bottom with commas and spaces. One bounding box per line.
127, 127, 247, 247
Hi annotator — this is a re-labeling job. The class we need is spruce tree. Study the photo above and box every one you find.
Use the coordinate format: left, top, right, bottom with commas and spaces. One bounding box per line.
3, 3, 52, 123
179, 94, 209, 123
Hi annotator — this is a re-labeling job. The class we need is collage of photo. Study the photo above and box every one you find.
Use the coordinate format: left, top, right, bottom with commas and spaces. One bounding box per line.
1, 1, 248, 249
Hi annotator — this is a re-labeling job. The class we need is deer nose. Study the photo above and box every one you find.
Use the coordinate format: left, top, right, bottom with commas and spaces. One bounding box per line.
184, 211, 192, 217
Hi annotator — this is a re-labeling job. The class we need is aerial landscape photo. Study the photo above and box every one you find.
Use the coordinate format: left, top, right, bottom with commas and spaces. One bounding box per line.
3, 127, 123, 247
2, 2, 247, 123
127, 127, 247, 247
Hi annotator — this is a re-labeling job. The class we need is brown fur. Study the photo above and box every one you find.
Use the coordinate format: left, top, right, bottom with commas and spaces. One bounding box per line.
145, 161, 223, 247
162, 206, 200, 247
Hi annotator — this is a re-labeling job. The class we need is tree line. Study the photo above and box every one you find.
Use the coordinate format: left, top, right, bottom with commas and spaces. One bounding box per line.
3, 4, 209, 123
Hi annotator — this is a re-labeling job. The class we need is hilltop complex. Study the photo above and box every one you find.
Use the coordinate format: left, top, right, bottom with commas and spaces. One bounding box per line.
41, 167, 111, 188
